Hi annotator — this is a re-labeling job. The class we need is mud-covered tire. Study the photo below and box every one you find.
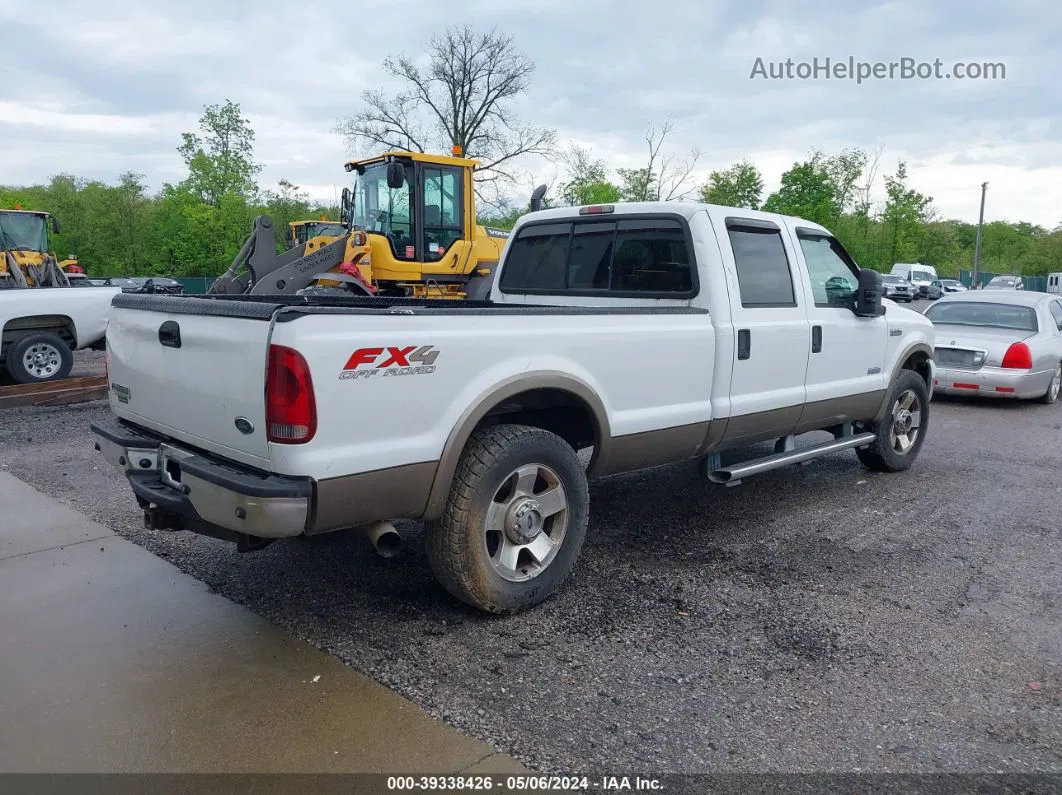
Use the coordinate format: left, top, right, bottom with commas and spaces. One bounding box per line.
6, 332, 73, 384
424, 424, 589, 614
856, 369, 930, 473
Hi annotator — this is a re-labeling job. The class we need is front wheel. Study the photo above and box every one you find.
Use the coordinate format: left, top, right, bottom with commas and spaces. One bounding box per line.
6, 332, 73, 384
424, 424, 589, 614
856, 369, 930, 472
1040, 362, 1062, 405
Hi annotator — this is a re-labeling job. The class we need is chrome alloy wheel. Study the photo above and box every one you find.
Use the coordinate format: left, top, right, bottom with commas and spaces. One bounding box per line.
889, 388, 922, 455
483, 463, 568, 582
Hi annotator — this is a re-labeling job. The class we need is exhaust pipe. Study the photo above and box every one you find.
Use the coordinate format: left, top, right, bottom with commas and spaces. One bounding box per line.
364, 520, 402, 558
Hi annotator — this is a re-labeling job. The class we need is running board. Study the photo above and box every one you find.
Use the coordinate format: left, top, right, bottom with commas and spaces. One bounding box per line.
701, 432, 877, 485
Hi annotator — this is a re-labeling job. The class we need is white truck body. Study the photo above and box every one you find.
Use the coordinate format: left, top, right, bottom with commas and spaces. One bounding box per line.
1, 286, 121, 382
92, 201, 936, 613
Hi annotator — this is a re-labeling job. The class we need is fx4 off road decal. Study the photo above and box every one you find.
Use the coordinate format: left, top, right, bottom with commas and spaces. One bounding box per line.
340, 345, 439, 380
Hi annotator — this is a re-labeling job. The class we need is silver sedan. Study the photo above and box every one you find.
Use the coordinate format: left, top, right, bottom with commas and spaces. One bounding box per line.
924, 290, 1062, 403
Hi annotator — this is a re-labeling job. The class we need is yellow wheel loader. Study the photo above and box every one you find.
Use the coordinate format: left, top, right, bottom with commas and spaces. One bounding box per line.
209, 148, 545, 300
0, 207, 70, 288
287, 217, 347, 250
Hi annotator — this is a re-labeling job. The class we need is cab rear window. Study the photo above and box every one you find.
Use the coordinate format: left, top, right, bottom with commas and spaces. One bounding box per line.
498, 216, 696, 297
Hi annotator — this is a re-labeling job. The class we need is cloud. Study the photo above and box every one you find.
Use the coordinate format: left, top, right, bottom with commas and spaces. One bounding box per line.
1, 0, 1059, 228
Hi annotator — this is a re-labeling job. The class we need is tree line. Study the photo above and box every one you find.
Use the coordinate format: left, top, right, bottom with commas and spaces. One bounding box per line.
2, 25, 1060, 279
0, 100, 337, 278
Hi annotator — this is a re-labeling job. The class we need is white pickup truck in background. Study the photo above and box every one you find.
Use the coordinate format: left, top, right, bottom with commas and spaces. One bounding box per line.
1, 286, 120, 383
91, 201, 935, 614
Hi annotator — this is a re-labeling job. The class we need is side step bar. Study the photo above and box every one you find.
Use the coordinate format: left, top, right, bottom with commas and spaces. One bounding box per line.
701, 431, 877, 485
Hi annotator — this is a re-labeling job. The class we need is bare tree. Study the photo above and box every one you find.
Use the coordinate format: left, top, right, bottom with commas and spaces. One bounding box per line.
334, 26, 556, 185
855, 144, 885, 218
617, 119, 702, 202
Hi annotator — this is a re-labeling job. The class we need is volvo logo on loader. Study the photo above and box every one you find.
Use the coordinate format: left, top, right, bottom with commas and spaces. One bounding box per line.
339, 345, 440, 380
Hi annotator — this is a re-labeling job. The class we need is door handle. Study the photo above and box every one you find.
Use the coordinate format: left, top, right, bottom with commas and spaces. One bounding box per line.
811, 325, 822, 353
737, 329, 751, 360
158, 320, 181, 348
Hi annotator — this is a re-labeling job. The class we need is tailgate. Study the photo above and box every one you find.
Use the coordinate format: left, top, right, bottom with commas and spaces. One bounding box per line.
104, 297, 276, 466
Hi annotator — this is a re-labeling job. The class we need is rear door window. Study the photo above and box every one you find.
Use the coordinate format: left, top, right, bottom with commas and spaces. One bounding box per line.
725, 224, 796, 308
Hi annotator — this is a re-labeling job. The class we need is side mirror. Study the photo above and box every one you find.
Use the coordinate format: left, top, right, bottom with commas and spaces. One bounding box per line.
340, 187, 352, 224
854, 268, 885, 317
386, 162, 405, 190
51, 217, 61, 234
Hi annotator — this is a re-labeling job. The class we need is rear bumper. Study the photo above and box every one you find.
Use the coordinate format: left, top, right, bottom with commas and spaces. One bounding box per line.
91, 416, 312, 541
932, 366, 1054, 399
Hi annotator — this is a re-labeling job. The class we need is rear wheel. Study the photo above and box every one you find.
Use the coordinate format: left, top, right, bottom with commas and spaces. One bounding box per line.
1040, 362, 1062, 405
856, 369, 930, 472
424, 424, 589, 614
6, 332, 73, 384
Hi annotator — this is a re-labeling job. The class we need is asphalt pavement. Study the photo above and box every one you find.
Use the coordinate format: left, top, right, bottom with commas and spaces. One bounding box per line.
1, 342, 1060, 776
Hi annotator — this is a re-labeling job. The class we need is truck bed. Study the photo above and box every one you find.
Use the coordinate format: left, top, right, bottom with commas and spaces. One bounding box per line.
103, 292, 715, 478
111, 292, 706, 319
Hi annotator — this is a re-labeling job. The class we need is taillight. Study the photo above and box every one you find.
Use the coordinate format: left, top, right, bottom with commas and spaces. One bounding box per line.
1000, 342, 1033, 370
266, 345, 316, 444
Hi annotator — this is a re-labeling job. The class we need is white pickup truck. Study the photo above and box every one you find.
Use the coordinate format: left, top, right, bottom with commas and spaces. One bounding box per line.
1, 285, 120, 383
91, 201, 936, 614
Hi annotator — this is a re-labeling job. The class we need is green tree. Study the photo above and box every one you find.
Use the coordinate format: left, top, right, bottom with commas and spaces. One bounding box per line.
177, 100, 262, 206
762, 159, 840, 227
816, 148, 869, 213
261, 179, 316, 252
699, 160, 763, 209
558, 146, 621, 206
881, 161, 933, 264
108, 171, 152, 274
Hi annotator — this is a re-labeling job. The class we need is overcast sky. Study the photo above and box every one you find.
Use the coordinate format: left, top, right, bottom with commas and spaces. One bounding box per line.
3, 0, 1059, 226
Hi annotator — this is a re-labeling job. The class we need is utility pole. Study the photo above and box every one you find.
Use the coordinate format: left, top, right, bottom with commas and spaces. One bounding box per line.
971, 181, 987, 288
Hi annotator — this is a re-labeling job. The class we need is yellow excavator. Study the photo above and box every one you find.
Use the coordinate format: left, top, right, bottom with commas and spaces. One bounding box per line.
210, 147, 545, 300
287, 216, 347, 250
0, 206, 70, 288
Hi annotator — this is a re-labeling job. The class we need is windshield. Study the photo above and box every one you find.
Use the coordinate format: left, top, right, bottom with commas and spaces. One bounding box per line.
910, 271, 933, 282
988, 277, 1016, 287
294, 223, 346, 245
925, 301, 1038, 331
350, 162, 415, 259
882, 275, 903, 283
0, 212, 48, 251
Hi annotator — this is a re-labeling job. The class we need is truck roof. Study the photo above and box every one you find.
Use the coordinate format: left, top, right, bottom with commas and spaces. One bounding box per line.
514, 201, 832, 235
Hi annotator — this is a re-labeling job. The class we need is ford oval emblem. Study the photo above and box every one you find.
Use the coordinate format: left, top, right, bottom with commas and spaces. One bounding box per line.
234, 417, 255, 435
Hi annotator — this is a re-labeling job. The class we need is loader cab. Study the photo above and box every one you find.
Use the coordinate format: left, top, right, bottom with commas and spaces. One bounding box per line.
288, 218, 347, 249
0, 208, 58, 255
0, 208, 63, 287
342, 150, 498, 295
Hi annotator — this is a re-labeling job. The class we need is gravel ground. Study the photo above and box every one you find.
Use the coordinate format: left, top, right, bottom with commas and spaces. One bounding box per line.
2, 345, 1061, 776
69, 348, 106, 378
